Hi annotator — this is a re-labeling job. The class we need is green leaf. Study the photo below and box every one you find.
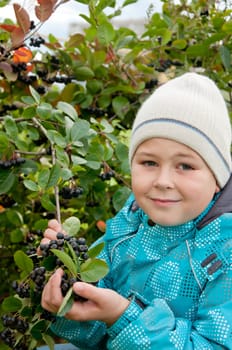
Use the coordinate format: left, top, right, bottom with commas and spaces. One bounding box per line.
88, 242, 105, 259
14, 250, 33, 274
41, 193, 56, 211
23, 179, 40, 192
115, 141, 129, 161
75, 66, 94, 80
36, 103, 53, 119
71, 155, 87, 165
86, 160, 101, 169
80, 258, 109, 282
47, 130, 67, 147
0, 170, 16, 194
29, 85, 41, 104
87, 142, 104, 160
219, 45, 231, 71
6, 210, 23, 226
97, 21, 115, 45
50, 249, 77, 276
70, 120, 90, 141
0, 131, 9, 151
222, 20, 232, 34
2, 296, 22, 312
100, 119, 114, 133
172, 39, 187, 50
30, 320, 47, 340
4, 116, 18, 139
38, 168, 49, 189
186, 44, 209, 57
57, 101, 78, 121
57, 287, 74, 317
123, 0, 137, 5
28, 339, 38, 350
10, 228, 24, 243
42, 333, 55, 350
46, 163, 61, 188
63, 216, 81, 236
112, 96, 130, 118
66, 242, 79, 270
86, 79, 103, 94
22, 106, 37, 119
21, 96, 35, 105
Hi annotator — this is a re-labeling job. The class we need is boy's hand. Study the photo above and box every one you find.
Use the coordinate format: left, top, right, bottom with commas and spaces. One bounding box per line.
41, 268, 130, 326
37, 219, 65, 254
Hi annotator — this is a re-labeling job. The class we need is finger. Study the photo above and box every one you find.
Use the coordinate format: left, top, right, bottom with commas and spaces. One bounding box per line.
37, 237, 50, 255
41, 268, 64, 313
48, 219, 63, 232
72, 282, 99, 302
43, 227, 58, 240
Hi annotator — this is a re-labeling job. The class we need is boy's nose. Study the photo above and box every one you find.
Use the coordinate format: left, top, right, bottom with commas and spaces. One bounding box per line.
152, 167, 174, 189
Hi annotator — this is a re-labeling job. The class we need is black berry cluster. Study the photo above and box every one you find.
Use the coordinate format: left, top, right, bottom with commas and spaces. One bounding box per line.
39, 233, 90, 300
0, 315, 29, 349
2, 315, 29, 333
0, 328, 25, 349
29, 36, 45, 47
30, 266, 46, 293
61, 273, 87, 302
145, 78, 158, 90
18, 73, 37, 85
99, 170, 115, 181
42, 74, 73, 85
12, 281, 30, 298
60, 186, 84, 199
40, 232, 88, 260
0, 157, 25, 169
0, 103, 18, 115
11, 62, 27, 73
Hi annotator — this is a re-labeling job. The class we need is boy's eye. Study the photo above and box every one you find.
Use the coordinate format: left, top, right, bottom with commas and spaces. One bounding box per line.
142, 160, 157, 167
179, 163, 194, 170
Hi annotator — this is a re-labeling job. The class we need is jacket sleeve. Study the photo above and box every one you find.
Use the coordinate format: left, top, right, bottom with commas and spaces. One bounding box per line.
106, 269, 232, 349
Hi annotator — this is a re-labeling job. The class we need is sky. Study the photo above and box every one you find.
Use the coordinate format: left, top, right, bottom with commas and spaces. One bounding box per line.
0, 0, 162, 39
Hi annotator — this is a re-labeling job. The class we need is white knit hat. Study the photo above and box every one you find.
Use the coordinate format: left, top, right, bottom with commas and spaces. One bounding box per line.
129, 73, 232, 188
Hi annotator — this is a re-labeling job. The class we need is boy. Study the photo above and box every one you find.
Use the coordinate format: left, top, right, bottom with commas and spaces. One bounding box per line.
41, 73, 232, 349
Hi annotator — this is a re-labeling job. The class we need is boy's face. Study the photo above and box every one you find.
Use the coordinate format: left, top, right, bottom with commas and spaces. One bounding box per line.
131, 138, 220, 226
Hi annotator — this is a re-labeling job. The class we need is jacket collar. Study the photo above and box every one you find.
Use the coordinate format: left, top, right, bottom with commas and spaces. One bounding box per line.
196, 174, 232, 229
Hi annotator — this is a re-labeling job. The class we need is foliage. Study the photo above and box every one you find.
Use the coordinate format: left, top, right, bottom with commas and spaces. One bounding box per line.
0, 0, 232, 348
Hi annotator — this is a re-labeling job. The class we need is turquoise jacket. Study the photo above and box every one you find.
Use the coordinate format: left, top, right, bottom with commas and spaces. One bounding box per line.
50, 178, 232, 349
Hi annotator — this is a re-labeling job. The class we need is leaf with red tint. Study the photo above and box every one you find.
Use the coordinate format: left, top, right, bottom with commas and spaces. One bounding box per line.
0, 62, 18, 81
13, 47, 33, 63
96, 220, 106, 233
35, 0, 55, 22
0, 24, 19, 33
11, 26, 25, 48
13, 3, 30, 34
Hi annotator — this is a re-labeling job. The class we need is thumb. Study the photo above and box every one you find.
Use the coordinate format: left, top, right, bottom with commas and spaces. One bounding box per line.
72, 282, 100, 302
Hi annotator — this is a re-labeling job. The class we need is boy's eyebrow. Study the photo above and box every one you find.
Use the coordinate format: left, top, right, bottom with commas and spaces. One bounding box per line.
135, 151, 197, 159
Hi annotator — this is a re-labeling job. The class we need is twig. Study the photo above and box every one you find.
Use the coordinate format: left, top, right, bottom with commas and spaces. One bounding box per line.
51, 145, 61, 224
